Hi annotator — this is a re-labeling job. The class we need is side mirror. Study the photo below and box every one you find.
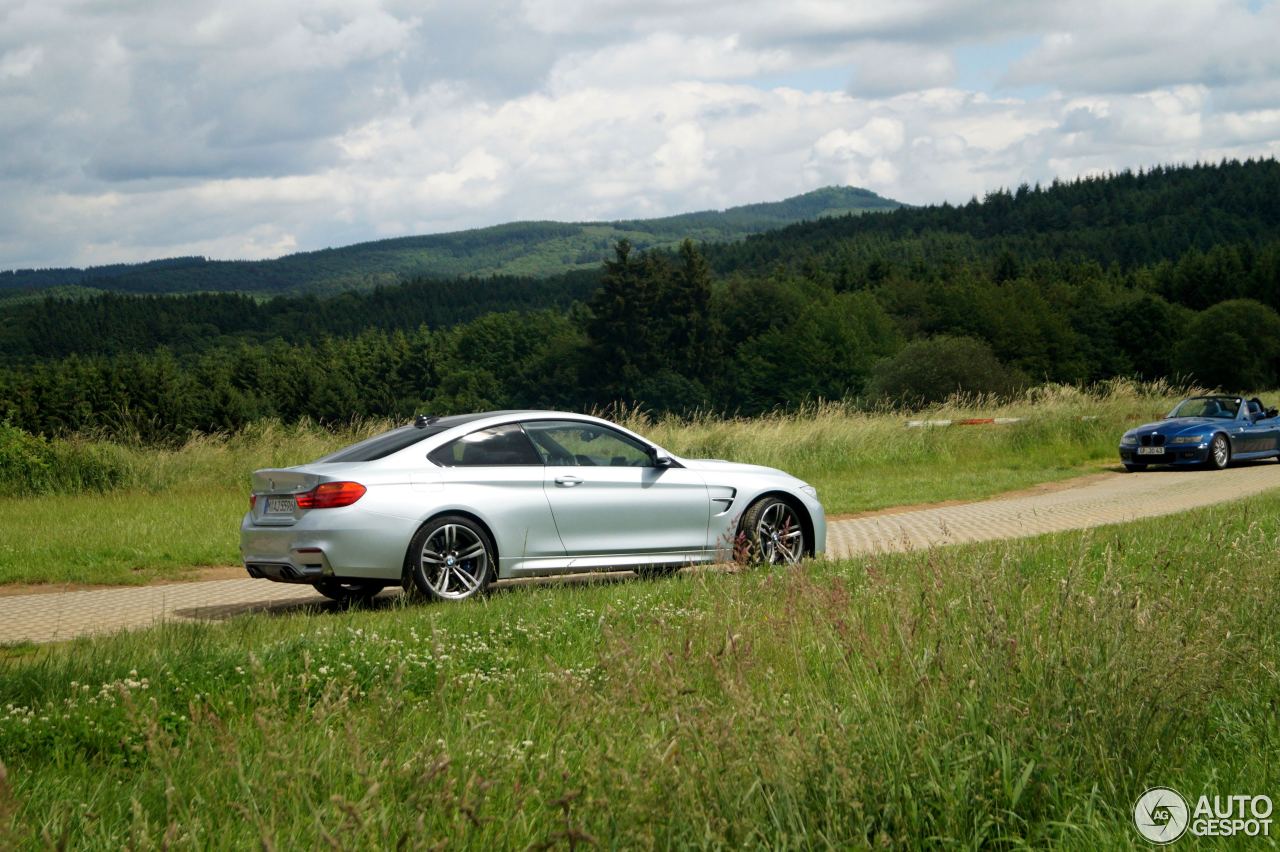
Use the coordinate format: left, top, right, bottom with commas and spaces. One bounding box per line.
648, 447, 674, 468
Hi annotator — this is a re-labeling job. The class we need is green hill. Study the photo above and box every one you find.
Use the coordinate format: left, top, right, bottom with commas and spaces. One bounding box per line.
6, 158, 1280, 439
0, 186, 900, 297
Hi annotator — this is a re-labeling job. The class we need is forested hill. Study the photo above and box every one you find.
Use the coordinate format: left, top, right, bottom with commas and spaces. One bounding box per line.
705, 159, 1280, 280
5, 157, 1280, 441
0, 186, 900, 297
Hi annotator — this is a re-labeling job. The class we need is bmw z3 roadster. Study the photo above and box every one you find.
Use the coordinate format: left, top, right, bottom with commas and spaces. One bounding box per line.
1118, 395, 1280, 471
241, 411, 826, 603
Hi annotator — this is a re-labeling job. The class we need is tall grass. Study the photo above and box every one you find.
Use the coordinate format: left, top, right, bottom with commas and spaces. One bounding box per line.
624, 379, 1208, 511
2, 493, 1278, 847
0, 381, 1244, 586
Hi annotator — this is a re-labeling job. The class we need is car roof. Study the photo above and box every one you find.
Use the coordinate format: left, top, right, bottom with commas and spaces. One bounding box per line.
449, 410, 612, 429
399, 410, 651, 458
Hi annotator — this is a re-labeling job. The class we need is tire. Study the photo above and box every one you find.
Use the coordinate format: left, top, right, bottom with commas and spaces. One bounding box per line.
739, 496, 807, 565
1205, 434, 1231, 470
1123, 463, 1146, 472
315, 579, 385, 606
404, 515, 496, 602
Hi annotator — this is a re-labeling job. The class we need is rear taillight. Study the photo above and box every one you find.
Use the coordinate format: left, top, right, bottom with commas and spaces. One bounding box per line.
249, 494, 257, 510
296, 481, 367, 509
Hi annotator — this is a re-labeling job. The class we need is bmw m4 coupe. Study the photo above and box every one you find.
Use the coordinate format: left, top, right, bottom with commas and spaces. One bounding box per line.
1118, 395, 1280, 471
241, 411, 826, 603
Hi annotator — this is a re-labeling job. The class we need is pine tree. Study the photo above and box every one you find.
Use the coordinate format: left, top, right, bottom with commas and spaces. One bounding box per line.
666, 240, 715, 381
586, 240, 658, 400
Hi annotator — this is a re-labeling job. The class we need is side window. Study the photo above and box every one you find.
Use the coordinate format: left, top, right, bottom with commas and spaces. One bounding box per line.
523, 421, 652, 467
427, 424, 542, 467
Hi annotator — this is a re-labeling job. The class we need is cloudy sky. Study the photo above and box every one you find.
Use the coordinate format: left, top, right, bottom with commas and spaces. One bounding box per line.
2, 0, 1279, 269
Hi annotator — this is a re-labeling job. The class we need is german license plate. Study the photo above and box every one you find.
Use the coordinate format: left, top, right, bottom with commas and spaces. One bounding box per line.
1137, 446, 1165, 456
265, 496, 296, 514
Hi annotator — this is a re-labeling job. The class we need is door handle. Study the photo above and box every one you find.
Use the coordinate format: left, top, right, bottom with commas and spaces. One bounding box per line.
554, 476, 582, 487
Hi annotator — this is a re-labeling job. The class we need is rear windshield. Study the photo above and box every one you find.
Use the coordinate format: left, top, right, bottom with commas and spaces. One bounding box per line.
315, 414, 502, 463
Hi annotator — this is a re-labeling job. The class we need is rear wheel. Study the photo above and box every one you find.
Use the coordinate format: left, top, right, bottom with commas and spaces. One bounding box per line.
1205, 434, 1231, 470
739, 496, 807, 565
404, 515, 495, 601
315, 579, 385, 605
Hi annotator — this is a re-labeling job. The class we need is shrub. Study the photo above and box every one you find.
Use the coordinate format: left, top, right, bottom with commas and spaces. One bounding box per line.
1172, 298, 1280, 390
867, 335, 1026, 407
0, 422, 134, 496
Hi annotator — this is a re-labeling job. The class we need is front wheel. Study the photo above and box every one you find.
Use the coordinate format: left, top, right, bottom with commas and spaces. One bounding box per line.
315, 579, 385, 605
1205, 434, 1231, 470
404, 515, 496, 601
739, 497, 807, 565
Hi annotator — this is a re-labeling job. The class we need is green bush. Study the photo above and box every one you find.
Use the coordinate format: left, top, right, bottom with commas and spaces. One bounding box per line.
1173, 298, 1280, 390
0, 421, 133, 496
867, 335, 1026, 406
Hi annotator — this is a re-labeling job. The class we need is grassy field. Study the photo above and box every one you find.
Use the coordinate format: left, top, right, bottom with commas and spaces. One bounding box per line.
0, 381, 1237, 586
2, 492, 1278, 847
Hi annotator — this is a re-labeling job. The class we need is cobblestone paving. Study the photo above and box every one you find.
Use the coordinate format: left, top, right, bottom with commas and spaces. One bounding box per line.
3, 464, 1278, 644
825, 463, 1280, 556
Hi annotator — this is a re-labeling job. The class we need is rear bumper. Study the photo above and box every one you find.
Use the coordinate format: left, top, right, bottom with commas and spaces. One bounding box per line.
1119, 445, 1209, 465
240, 510, 410, 583
244, 560, 327, 584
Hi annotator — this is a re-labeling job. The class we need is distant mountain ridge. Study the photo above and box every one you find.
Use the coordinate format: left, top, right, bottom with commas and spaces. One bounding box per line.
0, 186, 900, 297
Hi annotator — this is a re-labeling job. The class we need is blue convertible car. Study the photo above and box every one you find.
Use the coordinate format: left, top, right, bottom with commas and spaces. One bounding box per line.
1118, 395, 1280, 471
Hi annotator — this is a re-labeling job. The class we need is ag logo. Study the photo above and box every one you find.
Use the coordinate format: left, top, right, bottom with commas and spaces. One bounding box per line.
1134, 787, 1190, 844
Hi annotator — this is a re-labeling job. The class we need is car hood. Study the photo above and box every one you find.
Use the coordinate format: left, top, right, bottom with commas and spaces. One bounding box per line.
681, 458, 794, 479
1125, 418, 1228, 438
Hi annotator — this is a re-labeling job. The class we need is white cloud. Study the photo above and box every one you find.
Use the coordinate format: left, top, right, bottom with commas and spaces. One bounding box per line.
0, 0, 1279, 268
0, 46, 41, 79
846, 43, 955, 96
548, 34, 791, 93
654, 123, 715, 190
813, 118, 906, 159
1005, 0, 1280, 94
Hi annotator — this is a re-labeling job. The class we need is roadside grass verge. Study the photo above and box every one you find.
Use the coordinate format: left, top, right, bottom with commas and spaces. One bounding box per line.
0, 380, 1254, 586
2, 492, 1279, 847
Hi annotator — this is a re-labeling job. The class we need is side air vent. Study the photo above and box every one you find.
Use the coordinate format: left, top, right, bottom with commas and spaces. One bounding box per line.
708, 486, 737, 516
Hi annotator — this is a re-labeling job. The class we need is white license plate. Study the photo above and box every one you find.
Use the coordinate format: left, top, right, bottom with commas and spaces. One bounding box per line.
265, 496, 296, 514
1136, 446, 1165, 456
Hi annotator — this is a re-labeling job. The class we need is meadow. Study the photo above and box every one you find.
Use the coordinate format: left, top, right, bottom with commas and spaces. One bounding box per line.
1, 490, 1278, 847
0, 381, 1222, 586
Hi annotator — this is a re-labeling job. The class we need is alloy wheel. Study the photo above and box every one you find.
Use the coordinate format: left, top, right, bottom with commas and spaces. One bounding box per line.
1209, 434, 1230, 470
419, 523, 490, 599
755, 501, 805, 565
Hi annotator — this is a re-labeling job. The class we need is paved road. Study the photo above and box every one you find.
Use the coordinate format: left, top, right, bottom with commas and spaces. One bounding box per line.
3, 464, 1279, 644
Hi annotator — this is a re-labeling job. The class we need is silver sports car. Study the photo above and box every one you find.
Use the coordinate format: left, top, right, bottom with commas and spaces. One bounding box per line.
240, 410, 826, 603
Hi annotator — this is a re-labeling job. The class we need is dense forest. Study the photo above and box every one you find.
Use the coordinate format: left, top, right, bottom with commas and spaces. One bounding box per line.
2, 159, 1278, 443
0, 272, 601, 361
0, 186, 899, 297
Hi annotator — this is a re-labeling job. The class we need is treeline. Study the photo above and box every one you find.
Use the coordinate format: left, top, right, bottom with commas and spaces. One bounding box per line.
0, 271, 599, 362
4, 240, 1279, 443
4, 159, 1278, 365
706, 158, 1280, 277
3, 159, 1280, 442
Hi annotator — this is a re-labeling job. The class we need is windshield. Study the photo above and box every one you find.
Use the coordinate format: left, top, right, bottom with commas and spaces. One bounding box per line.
1167, 397, 1240, 419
